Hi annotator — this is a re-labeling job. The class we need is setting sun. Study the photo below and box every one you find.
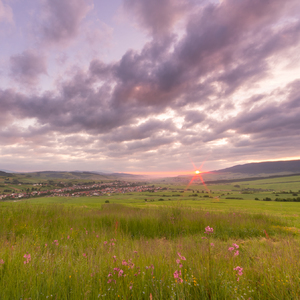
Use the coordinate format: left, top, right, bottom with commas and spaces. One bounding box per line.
195, 170, 201, 174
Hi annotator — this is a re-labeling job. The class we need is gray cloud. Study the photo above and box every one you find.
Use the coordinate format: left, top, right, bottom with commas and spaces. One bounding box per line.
40, 0, 92, 46
10, 50, 47, 85
183, 110, 206, 128
123, 0, 188, 36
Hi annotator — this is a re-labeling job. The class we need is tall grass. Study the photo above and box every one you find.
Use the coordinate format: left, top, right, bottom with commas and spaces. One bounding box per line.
0, 203, 299, 299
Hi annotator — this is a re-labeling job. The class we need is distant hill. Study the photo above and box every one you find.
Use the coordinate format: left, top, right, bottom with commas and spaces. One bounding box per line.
8, 170, 144, 181
215, 160, 300, 174
0, 171, 14, 177
0, 169, 15, 173
0, 171, 8, 177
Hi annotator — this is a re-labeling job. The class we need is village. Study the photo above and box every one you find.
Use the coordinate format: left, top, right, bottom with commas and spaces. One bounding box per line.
0, 181, 163, 200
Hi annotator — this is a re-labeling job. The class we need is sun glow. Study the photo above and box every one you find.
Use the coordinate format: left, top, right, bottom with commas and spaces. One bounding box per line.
195, 170, 200, 174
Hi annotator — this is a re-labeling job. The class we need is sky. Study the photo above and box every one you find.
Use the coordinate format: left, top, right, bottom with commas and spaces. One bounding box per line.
0, 0, 300, 176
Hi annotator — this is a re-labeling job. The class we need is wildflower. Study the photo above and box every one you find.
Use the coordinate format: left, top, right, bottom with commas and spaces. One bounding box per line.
45, 244, 47, 247
83, 253, 87, 257
122, 260, 128, 266
176, 259, 180, 264
173, 270, 181, 279
108, 273, 112, 277
177, 252, 186, 260
233, 243, 239, 249
24, 253, 31, 264
228, 247, 234, 252
118, 269, 124, 277
96, 235, 99, 238
133, 251, 138, 254
179, 263, 183, 268
210, 243, 215, 247
129, 285, 133, 290
104, 241, 108, 245
0, 259, 4, 264
67, 236, 70, 239
234, 266, 243, 281
234, 250, 239, 257
205, 226, 213, 234
234, 266, 243, 276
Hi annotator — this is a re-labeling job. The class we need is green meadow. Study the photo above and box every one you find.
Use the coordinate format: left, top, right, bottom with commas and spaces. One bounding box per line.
1, 175, 300, 299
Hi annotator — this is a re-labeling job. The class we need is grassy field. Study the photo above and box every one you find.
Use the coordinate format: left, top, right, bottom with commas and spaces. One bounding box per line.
1, 176, 300, 299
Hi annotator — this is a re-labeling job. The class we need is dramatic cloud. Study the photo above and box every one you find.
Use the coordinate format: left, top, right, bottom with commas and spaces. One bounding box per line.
123, 0, 188, 36
10, 50, 47, 86
1, 0, 300, 173
39, 0, 92, 46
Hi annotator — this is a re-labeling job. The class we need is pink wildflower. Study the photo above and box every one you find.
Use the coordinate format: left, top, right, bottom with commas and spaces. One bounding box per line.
210, 243, 215, 247
118, 269, 124, 277
177, 252, 186, 260
108, 273, 113, 277
122, 260, 128, 266
176, 259, 180, 264
83, 253, 87, 257
205, 226, 214, 234
0, 259, 4, 264
228, 247, 234, 252
234, 250, 239, 257
23, 253, 31, 264
129, 285, 133, 290
233, 243, 239, 249
96, 235, 99, 238
173, 270, 180, 279
104, 241, 108, 245
67, 236, 70, 239
70, 228, 73, 230
45, 244, 47, 247
179, 263, 183, 268
107, 279, 112, 284
234, 266, 243, 281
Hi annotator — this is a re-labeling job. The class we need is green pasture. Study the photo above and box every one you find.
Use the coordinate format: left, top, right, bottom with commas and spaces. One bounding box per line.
1, 175, 300, 299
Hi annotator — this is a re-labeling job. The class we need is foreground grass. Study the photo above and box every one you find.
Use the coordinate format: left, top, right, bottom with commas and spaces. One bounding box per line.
0, 203, 300, 299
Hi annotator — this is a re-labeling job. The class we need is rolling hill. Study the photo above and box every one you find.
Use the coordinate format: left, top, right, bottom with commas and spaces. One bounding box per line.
215, 160, 300, 174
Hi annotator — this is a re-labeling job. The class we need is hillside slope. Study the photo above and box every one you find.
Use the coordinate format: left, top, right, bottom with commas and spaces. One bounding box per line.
216, 160, 300, 174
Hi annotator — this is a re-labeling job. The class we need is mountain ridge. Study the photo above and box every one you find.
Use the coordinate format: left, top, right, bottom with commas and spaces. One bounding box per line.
215, 159, 300, 174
